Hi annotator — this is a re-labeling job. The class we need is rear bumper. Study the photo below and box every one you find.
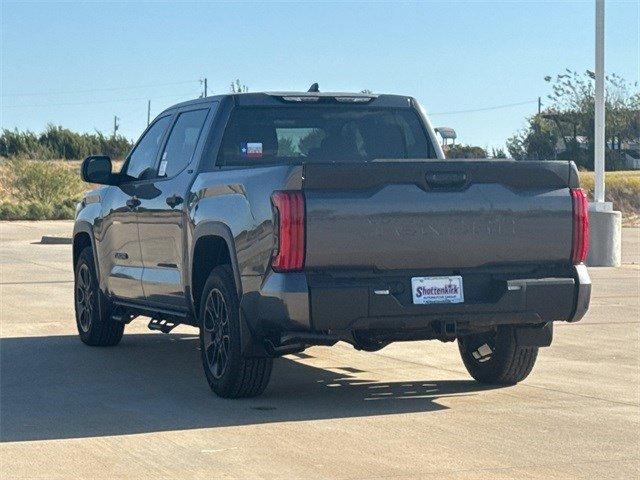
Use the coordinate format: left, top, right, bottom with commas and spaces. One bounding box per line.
242, 265, 591, 334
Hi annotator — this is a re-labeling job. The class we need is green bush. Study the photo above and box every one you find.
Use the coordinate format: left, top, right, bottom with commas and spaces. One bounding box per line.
445, 144, 488, 158
52, 198, 79, 220
5, 158, 85, 205
1, 125, 132, 160
0, 158, 85, 220
0, 129, 55, 159
0, 199, 77, 220
25, 202, 54, 220
0, 201, 27, 220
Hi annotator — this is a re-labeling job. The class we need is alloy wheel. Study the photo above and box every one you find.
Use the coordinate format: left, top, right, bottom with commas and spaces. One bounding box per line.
202, 288, 230, 379
76, 263, 94, 333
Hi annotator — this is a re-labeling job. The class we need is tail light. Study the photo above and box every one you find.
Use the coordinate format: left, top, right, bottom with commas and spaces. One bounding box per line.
271, 191, 305, 271
570, 188, 589, 264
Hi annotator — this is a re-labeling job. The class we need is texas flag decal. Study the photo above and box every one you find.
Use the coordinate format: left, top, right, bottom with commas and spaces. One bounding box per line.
241, 142, 263, 158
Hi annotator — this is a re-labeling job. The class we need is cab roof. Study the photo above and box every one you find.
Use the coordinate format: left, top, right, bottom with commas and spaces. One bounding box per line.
161, 91, 414, 114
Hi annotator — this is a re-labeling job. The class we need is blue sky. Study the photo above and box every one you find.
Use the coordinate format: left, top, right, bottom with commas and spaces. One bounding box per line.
1, 1, 638, 150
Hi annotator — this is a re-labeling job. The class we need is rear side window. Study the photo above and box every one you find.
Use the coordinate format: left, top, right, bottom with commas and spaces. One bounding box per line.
218, 107, 433, 166
125, 116, 171, 180
159, 109, 208, 178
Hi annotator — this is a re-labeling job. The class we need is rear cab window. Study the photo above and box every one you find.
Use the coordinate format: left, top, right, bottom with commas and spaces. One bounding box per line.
217, 102, 434, 166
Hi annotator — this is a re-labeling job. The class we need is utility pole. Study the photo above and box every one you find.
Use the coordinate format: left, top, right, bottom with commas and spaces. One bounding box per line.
594, 0, 606, 204
537, 97, 542, 115
147, 100, 151, 126
200, 77, 208, 98
113, 115, 120, 138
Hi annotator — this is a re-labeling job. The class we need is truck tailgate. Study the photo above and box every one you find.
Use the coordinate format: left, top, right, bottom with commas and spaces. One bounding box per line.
302, 160, 576, 271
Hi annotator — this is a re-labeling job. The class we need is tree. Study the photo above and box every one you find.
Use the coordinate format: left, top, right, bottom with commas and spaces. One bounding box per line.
491, 148, 507, 158
230, 79, 248, 93
0, 125, 132, 160
506, 70, 638, 168
445, 144, 487, 159
506, 116, 558, 161
543, 70, 639, 169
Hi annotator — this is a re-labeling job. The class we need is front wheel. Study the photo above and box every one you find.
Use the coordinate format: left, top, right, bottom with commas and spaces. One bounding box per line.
74, 246, 124, 346
198, 265, 272, 398
458, 326, 538, 385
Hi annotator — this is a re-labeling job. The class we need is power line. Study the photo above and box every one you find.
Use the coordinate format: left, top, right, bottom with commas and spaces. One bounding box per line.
429, 100, 537, 116
1, 80, 199, 98
1, 90, 201, 108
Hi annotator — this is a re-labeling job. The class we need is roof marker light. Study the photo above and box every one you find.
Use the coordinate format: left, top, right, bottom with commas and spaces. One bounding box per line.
335, 97, 373, 103
281, 96, 320, 102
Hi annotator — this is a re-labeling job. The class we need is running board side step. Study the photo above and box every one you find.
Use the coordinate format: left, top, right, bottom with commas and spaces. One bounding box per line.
148, 318, 179, 334
264, 332, 341, 356
110, 312, 136, 324
111, 299, 195, 328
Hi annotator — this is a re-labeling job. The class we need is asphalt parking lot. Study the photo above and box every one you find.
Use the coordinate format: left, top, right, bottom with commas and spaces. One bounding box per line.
1, 221, 638, 480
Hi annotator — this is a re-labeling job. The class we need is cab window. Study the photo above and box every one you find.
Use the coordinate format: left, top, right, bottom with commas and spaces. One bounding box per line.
218, 106, 433, 166
158, 109, 209, 178
125, 116, 171, 180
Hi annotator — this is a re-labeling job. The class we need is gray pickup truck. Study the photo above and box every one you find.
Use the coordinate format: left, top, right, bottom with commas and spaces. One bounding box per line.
74, 90, 591, 398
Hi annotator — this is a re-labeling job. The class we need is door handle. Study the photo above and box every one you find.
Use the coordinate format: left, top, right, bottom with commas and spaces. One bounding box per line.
166, 194, 183, 208
126, 196, 141, 210
425, 172, 468, 190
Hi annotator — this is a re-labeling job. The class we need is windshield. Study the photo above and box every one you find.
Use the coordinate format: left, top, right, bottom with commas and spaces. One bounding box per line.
218, 106, 434, 166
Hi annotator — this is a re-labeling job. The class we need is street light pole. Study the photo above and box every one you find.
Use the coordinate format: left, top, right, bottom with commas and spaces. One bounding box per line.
594, 0, 605, 203
587, 0, 621, 267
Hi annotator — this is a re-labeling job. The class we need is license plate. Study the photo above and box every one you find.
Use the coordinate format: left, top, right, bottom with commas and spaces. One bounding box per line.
411, 276, 464, 305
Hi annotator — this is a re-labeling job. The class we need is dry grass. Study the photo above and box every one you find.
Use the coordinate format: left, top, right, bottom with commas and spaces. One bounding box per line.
578, 171, 640, 226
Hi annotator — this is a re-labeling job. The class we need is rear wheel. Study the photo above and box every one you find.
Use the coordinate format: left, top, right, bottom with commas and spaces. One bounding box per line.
199, 265, 272, 398
352, 331, 390, 352
74, 246, 124, 346
458, 326, 538, 385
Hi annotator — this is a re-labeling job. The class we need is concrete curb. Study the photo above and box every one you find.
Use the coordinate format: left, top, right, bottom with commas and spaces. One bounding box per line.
40, 235, 73, 245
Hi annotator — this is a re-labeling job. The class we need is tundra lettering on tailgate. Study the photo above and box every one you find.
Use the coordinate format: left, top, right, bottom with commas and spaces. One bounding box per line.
369, 215, 517, 239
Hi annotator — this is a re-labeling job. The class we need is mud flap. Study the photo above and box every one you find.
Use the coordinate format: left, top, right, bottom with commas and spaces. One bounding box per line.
515, 322, 553, 347
239, 310, 269, 358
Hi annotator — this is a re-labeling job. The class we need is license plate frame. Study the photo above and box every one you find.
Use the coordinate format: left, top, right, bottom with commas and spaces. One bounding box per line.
411, 275, 464, 305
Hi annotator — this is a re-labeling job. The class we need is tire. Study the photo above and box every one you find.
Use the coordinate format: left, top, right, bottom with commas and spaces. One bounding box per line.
352, 331, 390, 352
199, 265, 272, 398
458, 326, 538, 385
74, 246, 124, 346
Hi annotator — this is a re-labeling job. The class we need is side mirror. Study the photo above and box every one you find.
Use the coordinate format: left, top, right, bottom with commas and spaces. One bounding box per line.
81, 155, 117, 185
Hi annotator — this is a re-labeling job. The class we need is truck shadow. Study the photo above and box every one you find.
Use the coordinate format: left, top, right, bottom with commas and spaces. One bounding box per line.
1, 333, 498, 442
